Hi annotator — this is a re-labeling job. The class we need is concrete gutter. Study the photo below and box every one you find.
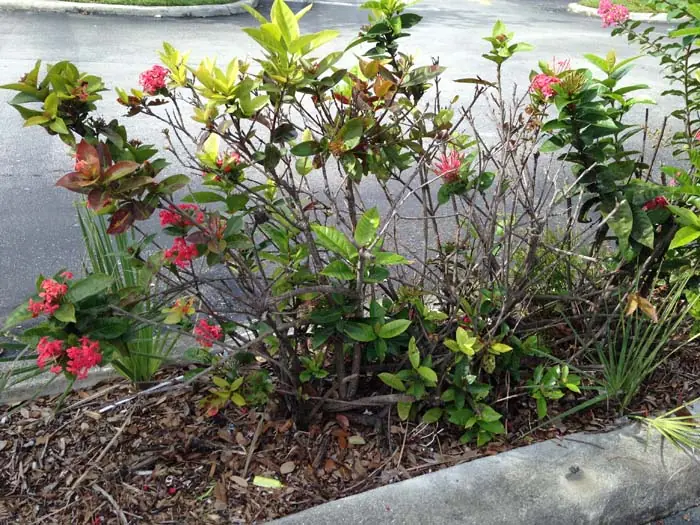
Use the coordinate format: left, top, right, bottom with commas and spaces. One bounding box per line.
0, 0, 258, 18
275, 419, 700, 525
568, 2, 677, 24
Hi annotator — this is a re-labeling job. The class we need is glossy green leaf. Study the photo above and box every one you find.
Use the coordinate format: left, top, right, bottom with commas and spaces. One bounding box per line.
377, 319, 411, 339
354, 207, 380, 246
378, 372, 405, 391
344, 321, 377, 342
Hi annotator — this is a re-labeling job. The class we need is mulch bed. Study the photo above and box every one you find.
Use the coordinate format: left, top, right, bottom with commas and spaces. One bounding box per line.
1, 347, 699, 525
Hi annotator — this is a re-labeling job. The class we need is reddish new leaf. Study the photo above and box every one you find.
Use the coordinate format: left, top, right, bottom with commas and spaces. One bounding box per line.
87, 188, 110, 210
55, 172, 87, 192
106, 205, 134, 235
104, 161, 140, 182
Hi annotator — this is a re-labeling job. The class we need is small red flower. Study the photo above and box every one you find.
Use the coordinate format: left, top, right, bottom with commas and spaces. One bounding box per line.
60, 271, 74, 280
164, 237, 199, 268
433, 150, 463, 183
642, 196, 669, 211
159, 204, 205, 228
36, 337, 65, 370
139, 65, 169, 96
168, 487, 177, 496
194, 319, 223, 348
530, 74, 561, 100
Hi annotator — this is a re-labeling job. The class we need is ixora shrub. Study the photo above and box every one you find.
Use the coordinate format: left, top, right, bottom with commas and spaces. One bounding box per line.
1, 0, 699, 445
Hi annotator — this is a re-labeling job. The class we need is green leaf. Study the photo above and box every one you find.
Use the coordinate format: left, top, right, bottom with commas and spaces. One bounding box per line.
456, 327, 476, 356
397, 401, 412, 421
670, 226, 700, 250
374, 252, 409, 266
403, 65, 445, 88
631, 206, 655, 249
67, 274, 113, 303
354, 207, 380, 246
408, 337, 420, 369
377, 319, 411, 339
417, 366, 437, 385
311, 225, 357, 259
378, 372, 405, 391
536, 396, 548, 419
252, 476, 283, 489
321, 260, 355, 280
340, 117, 364, 151
489, 342, 512, 354
181, 191, 225, 204
583, 53, 610, 73
271, 0, 299, 44
479, 405, 502, 422
231, 392, 246, 407
290, 140, 320, 157
422, 407, 443, 424
344, 321, 377, 342
212, 376, 229, 389
49, 117, 69, 135
53, 303, 76, 324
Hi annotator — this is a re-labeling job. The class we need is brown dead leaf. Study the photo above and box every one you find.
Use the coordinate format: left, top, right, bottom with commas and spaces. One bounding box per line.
323, 458, 336, 473
84, 411, 102, 421
214, 480, 227, 511
230, 475, 248, 489
280, 461, 296, 475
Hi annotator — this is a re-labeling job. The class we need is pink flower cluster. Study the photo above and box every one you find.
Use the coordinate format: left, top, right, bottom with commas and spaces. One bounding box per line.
36, 336, 102, 379
194, 319, 223, 348
164, 237, 198, 268
159, 204, 205, 228
139, 65, 169, 96
598, 0, 630, 27
28, 275, 71, 318
530, 74, 561, 100
433, 150, 463, 183
642, 196, 669, 211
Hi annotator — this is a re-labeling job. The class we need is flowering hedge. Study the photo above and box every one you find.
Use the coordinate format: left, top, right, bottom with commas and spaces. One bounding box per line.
1, 0, 699, 443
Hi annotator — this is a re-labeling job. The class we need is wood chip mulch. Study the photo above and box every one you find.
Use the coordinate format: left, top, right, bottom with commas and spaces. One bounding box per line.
1, 346, 698, 525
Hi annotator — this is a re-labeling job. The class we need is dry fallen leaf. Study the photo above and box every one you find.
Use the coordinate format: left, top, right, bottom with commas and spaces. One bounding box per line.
348, 435, 366, 446
279, 461, 296, 475
230, 475, 248, 488
213, 480, 227, 511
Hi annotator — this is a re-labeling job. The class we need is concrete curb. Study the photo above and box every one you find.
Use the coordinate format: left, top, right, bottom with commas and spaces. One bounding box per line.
275, 421, 700, 525
567, 2, 676, 24
0, 0, 259, 18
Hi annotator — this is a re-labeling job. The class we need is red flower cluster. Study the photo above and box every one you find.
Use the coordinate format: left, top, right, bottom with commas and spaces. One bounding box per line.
598, 0, 630, 27
159, 204, 205, 228
36, 336, 102, 379
37, 337, 65, 372
530, 73, 561, 100
28, 277, 70, 318
433, 150, 463, 183
194, 319, 223, 348
66, 337, 103, 380
642, 196, 669, 211
139, 65, 169, 95
164, 237, 198, 268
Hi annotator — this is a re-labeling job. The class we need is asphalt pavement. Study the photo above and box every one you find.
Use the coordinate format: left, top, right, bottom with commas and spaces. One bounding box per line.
0, 0, 679, 319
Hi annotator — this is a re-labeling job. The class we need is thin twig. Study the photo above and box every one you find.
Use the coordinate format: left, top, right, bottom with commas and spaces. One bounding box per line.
93, 483, 128, 525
